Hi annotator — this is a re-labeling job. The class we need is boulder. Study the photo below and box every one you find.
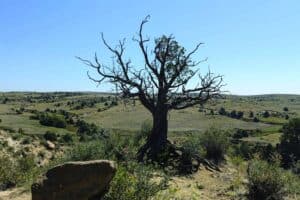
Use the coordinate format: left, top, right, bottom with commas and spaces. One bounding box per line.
45, 141, 55, 150
31, 160, 116, 200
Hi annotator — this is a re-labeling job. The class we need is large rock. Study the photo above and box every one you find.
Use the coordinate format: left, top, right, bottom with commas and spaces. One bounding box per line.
31, 160, 116, 200
45, 141, 55, 150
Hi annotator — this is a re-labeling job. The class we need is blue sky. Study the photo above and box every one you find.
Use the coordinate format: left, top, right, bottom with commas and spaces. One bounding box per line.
0, 0, 299, 95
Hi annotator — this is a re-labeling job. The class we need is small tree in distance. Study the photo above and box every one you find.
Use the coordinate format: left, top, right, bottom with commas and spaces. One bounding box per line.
77, 16, 224, 161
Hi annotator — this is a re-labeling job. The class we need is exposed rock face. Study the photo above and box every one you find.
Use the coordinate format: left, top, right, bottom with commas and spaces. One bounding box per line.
31, 160, 116, 200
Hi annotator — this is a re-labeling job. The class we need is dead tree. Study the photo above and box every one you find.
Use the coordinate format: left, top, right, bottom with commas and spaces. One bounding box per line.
77, 16, 224, 161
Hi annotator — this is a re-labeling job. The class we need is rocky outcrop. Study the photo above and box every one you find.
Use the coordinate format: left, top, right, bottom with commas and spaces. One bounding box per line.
31, 160, 116, 200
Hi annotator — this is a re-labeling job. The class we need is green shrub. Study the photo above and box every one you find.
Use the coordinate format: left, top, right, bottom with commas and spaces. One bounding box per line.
263, 111, 270, 118
259, 144, 277, 163
0, 154, 37, 190
76, 120, 106, 141
279, 118, 300, 167
61, 133, 73, 143
236, 111, 244, 119
200, 128, 229, 163
247, 160, 286, 200
39, 113, 66, 128
43, 131, 57, 142
179, 135, 204, 174
230, 110, 237, 118
102, 134, 136, 161
234, 142, 252, 160
104, 162, 167, 200
232, 129, 249, 139
253, 117, 260, 122
218, 107, 227, 115
17, 155, 36, 183
0, 154, 17, 190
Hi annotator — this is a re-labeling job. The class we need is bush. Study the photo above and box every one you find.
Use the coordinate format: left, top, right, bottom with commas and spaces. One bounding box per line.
0, 154, 17, 190
179, 135, 204, 174
263, 111, 270, 118
218, 107, 227, 115
283, 107, 289, 112
279, 118, 300, 167
43, 131, 57, 142
253, 117, 260, 122
247, 160, 286, 200
104, 162, 167, 200
234, 142, 252, 160
200, 128, 229, 163
232, 129, 249, 139
259, 144, 277, 163
0, 154, 37, 190
230, 110, 237, 118
61, 133, 73, 143
236, 111, 244, 119
76, 120, 106, 141
39, 113, 66, 128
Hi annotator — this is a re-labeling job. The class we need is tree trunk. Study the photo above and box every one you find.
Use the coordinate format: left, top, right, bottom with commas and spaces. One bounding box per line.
137, 107, 168, 161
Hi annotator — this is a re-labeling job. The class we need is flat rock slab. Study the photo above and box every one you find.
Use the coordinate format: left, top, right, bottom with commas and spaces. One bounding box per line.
31, 160, 116, 200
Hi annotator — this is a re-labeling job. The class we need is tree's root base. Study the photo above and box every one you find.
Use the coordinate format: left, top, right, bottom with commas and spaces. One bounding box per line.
137, 140, 220, 175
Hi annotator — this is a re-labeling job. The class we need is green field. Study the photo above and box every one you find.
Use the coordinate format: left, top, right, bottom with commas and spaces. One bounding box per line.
0, 92, 299, 146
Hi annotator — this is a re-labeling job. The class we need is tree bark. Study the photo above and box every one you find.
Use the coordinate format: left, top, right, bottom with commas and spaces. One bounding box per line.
137, 106, 168, 161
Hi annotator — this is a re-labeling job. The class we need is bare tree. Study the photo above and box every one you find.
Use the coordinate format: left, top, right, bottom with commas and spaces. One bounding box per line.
77, 16, 224, 161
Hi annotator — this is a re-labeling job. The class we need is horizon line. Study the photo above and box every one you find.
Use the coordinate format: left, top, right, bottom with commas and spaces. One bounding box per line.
1, 90, 300, 96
